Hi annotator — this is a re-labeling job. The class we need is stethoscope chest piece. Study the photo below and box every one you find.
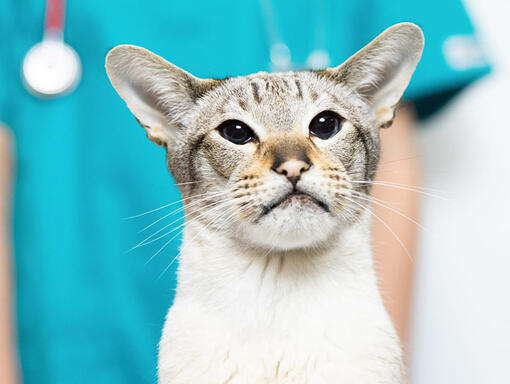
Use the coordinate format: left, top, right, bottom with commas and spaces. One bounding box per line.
22, 38, 81, 98
22, 0, 81, 98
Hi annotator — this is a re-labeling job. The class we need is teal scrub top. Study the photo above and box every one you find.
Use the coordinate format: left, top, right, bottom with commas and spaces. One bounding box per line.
0, 0, 490, 383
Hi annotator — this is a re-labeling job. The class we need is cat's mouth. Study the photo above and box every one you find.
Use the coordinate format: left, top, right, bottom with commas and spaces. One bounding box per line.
262, 191, 329, 216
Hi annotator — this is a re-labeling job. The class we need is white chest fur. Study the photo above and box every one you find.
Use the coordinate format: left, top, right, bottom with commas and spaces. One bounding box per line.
157, 216, 403, 383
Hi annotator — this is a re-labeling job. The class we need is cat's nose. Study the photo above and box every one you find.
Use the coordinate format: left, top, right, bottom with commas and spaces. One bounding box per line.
273, 159, 311, 187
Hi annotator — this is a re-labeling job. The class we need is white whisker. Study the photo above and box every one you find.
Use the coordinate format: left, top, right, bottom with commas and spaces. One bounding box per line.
134, 198, 234, 250
123, 189, 229, 220
350, 191, 427, 232
351, 180, 448, 200
156, 204, 239, 280
172, 180, 203, 186
342, 195, 412, 259
138, 190, 230, 233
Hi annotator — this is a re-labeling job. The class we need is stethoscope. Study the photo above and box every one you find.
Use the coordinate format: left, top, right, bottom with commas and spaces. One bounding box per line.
20, 0, 327, 97
259, 0, 331, 72
22, 0, 81, 98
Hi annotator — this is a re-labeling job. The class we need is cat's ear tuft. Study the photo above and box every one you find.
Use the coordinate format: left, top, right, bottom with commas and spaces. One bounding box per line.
106, 45, 220, 146
321, 23, 424, 127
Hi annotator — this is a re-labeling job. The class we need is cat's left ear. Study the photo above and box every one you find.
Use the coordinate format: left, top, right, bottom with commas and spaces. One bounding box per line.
322, 23, 424, 128
106, 45, 220, 146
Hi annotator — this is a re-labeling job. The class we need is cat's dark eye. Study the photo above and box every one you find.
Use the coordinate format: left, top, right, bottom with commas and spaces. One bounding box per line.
218, 120, 255, 145
309, 111, 343, 140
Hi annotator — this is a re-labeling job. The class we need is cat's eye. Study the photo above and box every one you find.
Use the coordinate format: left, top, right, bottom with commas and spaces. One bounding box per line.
218, 120, 255, 145
309, 111, 343, 140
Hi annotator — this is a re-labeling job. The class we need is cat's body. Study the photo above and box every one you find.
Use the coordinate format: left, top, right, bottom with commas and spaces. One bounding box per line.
106, 23, 423, 383
159, 216, 401, 383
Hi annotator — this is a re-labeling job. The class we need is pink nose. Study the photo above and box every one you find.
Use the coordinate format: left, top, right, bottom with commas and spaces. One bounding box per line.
274, 159, 310, 186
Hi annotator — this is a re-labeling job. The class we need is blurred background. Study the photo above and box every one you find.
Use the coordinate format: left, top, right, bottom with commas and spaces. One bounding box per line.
0, 0, 508, 383
411, 0, 510, 382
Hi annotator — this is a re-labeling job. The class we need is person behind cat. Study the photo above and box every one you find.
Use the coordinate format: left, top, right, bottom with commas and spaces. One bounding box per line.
0, 0, 489, 383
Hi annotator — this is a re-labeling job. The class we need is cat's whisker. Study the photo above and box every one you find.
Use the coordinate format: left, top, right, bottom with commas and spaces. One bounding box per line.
172, 180, 204, 187
138, 190, 230, 233
134, 198, 234, 250
351, 179, 446, 193
145, 205, 235, 265
179, 202, 243, 251
138, 206, 187, 234
188, 200, 238, 233
156, 205, 239, 280
355, 192, 393, 207
350, 191, 427, 232
129, 216, 185, 252
128, 197, 231, 252
206, 209, 240, 232
123, 201, 183, 220
139, 200, 233, 250
341, 195, 412, 259
155, 251, 180, 281
377, 156, 419, 166
123, 189, 229, 220
351, 180, 448, 200
146, 235, 177, 267
337, 187, 392, 207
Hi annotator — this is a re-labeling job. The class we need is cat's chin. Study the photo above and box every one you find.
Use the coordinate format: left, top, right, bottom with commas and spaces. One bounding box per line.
240, 201, 339, 251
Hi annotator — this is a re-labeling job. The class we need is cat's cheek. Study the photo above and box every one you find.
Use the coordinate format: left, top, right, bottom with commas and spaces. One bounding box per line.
200, 135, 256, 180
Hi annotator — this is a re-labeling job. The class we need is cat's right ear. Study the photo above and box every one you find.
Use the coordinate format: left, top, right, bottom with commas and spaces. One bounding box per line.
106, 45, 220, 146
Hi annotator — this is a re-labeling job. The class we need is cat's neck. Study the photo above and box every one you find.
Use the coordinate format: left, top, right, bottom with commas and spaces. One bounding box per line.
175, 212, 380, 321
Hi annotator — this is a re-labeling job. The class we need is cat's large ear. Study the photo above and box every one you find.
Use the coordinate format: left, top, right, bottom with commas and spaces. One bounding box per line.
106, 45, 220, 146
321, 23, 424, 128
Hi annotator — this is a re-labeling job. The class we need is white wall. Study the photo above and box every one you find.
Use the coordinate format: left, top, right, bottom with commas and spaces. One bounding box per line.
410, 0, 510, 383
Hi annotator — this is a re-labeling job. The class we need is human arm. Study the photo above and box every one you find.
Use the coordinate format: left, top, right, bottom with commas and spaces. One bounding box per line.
371, 105, 420, 349
0, 126, 20, 384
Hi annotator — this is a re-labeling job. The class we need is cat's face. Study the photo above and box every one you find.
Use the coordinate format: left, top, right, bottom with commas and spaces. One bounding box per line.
106, 23, 423, 251
164, 71, 378, 250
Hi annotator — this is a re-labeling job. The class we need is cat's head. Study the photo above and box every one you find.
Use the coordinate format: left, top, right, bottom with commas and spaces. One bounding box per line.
106, 23, 423, 251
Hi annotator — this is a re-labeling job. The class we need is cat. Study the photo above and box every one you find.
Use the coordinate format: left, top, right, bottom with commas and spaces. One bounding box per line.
106, 22, 423, 384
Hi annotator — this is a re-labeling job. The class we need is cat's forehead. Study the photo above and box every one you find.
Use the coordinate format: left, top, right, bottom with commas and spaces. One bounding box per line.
243, 72, 312, 102
198, 71, 362, 135
226, 71, 330, 106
